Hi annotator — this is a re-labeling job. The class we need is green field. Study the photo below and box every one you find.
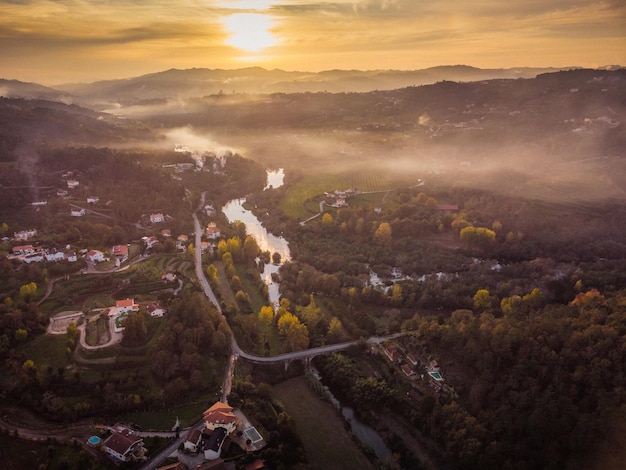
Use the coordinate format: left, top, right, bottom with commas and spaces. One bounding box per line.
280, 169, 418, 219
272, 377, 376, 470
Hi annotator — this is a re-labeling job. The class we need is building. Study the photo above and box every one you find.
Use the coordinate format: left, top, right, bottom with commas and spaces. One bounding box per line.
87, 196, 99, 204
383, 345, 402, 364
87, 250, 105, 263
102, 426, 147, 463
70, 208, 86, 217
203, 402, 239, 435
150, 213, 165, 223
14, 229, 37, 240
67, 180, 79, 189
205, 222, 221, 239
111, 244, 129, 262
147, 304, 166, 317
115, 298, 139, 315
12, 245, 35, 256
184, 428, 203, 453
204, 427, 228, 461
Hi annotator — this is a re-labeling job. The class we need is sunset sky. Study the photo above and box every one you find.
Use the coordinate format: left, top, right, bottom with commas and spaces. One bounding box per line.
2, 0, 625, 85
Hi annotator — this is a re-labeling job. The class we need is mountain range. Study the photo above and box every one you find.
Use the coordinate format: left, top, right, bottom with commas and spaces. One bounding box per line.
1, 65, 571, 107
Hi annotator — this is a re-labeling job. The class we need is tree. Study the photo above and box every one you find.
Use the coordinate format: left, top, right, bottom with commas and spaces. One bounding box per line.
473, 289, 492, 313
243, 235, 260, 260
277, 312, 309, 351
391, 283, 403, 306
258, 305, 274, 343
374, 222, 392, 246
322, 213, 333, 226
19, 282, 38, 300
15, 328, 27, 342
460, 226, 496, 251
328, 317, 342, 338
122, 312, 148, 346
272, 252, 282, 264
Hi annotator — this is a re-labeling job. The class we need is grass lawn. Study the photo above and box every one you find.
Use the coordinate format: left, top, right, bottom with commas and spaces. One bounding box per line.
272, 377, 376, 470
121, 396, 217, 429
18, 334, 69, 370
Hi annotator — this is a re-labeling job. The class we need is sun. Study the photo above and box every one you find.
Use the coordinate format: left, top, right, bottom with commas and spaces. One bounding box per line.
223, 13, 278, 52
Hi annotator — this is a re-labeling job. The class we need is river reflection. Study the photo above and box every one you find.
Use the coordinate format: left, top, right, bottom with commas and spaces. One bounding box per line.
222, 174, 290, 308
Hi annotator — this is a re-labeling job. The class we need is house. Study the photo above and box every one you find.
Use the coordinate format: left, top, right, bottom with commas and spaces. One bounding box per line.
87, 250, 105, 263
12, 245, 35, 256
428, 371, 444, 392
67, 180, 79, 189
14, 229, 37, 240
116, 298, 139, 315
176, 234, 189, 250
205, 204, 215, 216
24, 253, 44, 263
161, 271, 177, 282
147, 304, 166, 317
87, 196, 99, 204
401, 364, 416, 377
407, 353, 420, 366
71, 208, 86, 217
45, 249, 65, 262
184, 428, 203, 453
57, 189, 69, 197
102, 426, 147, 463
143, 236, 159, 249
66, 252, 78, 262
200, 241, 210, 252
150, 213, 165, 223
111, 244, 129, 262
204, 427, 228, 461
205, 222, 220, 239
383, 345, 402, 364
161, 229, 172, 237
203, 402, 239, 435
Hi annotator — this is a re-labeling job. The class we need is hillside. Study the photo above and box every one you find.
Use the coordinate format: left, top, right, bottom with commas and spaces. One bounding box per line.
53, 65, 562, 107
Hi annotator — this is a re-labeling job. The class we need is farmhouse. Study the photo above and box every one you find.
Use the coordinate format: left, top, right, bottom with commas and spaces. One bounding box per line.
66, 251, 78, 262
102, 426, 147, 463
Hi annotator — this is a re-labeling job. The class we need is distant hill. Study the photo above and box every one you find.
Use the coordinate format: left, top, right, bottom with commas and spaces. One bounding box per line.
52, 65, 565, 107
0, 79, 70, 102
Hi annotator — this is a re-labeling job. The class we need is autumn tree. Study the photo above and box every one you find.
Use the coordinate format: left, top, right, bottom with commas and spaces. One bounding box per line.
473, 289, 492, 313
243, 235, 260, 261
460, 226, 496, 251
374, 222, 392, 246
258, 305, 274, 345
277, 312, 309, 351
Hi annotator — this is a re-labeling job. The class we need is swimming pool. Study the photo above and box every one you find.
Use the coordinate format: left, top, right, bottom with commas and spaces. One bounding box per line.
244, 427, 263, 443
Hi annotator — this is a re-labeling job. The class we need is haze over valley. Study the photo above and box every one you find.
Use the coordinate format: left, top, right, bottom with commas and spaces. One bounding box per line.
1, 1, 626, 469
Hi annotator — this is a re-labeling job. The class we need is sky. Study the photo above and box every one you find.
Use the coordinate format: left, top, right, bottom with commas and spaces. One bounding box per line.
1, 0, 625, 85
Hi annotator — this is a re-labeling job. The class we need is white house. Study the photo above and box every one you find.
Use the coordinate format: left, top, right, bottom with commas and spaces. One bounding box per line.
204, 427, 227, 461
24, 253, 44, 263
14, 229, 37, 240
87, 250, 105, 263
87, 196, 99, 204
116, 298, 139, 315
147, 304, 166, 317
71, 208, 86, 217
12, 245, 35, 256
102, 426, 147, 463
66, 252, 78, 262
150, 213, 164, 223
45, 249, 65, 262
183, 428, 203, 453
67, 180, 79, 189
143, 236, 159, 249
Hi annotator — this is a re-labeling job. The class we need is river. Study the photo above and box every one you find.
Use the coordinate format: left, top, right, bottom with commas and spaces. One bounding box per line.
222, 169, 290, 308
